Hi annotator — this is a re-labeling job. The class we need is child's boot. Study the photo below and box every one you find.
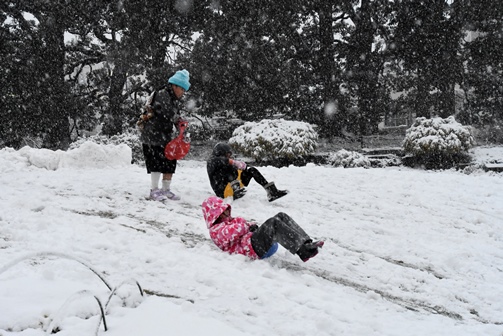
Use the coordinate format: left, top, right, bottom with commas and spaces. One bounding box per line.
264, 182, 288, 202
296, 240, 324, 262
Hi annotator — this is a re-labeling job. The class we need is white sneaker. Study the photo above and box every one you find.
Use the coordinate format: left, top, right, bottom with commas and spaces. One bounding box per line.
150, 189, 168, 202
163, 189, 180, 201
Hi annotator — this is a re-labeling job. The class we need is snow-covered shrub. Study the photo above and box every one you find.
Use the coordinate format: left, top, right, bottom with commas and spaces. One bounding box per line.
402, 116, 475, 169
367, 155, 402, 168
327, 149, 371, 168
69, 129, 142, 164
229, 119, 318, 162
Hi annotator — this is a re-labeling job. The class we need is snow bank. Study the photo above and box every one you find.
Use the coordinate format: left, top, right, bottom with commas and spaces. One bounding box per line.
1, 142, 132, 172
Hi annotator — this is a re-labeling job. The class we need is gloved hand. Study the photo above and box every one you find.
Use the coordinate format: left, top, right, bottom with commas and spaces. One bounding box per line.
230, 180, 247, 200
230, 159, 247, 170
233, 187, 247, 200
249, 224, 259, 232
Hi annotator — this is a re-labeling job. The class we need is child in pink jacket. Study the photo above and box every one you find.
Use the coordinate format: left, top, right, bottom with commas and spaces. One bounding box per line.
202, 196, 323, 262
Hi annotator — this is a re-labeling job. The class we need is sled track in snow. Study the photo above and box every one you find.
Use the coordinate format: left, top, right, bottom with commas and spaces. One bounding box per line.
277, 259, 463, 320
68, 208, 503, 326
277, 259, 503, 325
315, 238, 503, 325
67, 208, 208, 248
327, 237, 446, 279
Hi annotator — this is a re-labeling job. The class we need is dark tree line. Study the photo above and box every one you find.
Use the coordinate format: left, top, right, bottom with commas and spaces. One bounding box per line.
1, 0, 501, 149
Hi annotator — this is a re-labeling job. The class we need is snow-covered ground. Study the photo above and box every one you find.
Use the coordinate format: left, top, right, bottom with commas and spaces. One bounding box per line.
1, 143, 503, 336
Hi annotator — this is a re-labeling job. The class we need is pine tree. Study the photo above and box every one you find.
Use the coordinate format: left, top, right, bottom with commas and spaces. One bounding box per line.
392, 0, 463, 119
1, 0, 77, 149
459, 0, 503, 127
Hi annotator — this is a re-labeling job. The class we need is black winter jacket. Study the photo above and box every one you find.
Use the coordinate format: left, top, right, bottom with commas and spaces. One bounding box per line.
207, 143, 238, 197
140, 87, 181, 146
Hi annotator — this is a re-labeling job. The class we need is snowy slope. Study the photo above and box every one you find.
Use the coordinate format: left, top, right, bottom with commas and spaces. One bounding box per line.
1, 144, 503, 336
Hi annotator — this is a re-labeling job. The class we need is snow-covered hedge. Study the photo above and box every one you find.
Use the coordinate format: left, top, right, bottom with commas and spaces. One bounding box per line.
229, 119, 318, 162
70, 129, 142, 164
402, 116, 475, 169
327, 149, 370, 168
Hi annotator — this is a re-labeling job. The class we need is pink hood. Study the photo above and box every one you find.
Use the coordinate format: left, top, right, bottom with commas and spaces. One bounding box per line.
202, 196, 231, 229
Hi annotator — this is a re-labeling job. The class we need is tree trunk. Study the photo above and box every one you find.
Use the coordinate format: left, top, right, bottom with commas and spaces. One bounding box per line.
317, 1, 343, 136
102, 62, 129, 136
415, 68, 430, 118
354, 0, 380, 135
102, 36, 130, 136
40, 11, 71, 149
318, 2, 335, 104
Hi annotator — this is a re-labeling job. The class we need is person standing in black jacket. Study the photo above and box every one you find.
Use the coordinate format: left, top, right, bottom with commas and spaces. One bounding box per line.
140, 69, 190, 202
206, 142, 288, 202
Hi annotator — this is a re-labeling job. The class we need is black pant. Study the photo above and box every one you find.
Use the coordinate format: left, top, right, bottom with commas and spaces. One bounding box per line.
142, 144, 177, 174
241, 167, 268, 187
251, 212, 310, 258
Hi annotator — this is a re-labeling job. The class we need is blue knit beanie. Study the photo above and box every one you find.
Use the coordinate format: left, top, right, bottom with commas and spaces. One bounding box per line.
168, 69, 191, 91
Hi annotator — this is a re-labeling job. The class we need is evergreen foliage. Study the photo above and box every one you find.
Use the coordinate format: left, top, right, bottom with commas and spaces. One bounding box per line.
392, 0, 463, 119
457, 0, 503, 131
1, 0, 501, 150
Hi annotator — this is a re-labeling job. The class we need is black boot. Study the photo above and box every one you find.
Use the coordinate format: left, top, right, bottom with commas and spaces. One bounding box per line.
296, 240, 324, 262
264, 182, 288, 202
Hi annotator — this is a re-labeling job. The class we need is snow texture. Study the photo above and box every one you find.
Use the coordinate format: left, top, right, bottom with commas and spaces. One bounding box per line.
1, 143, 503, 336
230, 119, 318, 160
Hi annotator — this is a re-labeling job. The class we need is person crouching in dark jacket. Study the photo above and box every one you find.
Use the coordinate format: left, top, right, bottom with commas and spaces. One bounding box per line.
206, 142, 288, 202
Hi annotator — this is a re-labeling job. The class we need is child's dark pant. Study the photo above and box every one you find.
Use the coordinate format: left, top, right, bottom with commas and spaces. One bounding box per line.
251, 212, 310, 258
